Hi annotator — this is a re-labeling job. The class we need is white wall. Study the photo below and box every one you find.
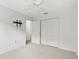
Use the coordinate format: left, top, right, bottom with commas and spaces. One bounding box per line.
31, 5, 77, 54
0, 5, 31, 54
59, 6, 78, 54
0, 22, 26, 54
31, 20, 40, 44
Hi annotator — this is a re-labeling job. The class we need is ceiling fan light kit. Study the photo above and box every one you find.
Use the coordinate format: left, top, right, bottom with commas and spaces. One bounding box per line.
32, 0, 42, 5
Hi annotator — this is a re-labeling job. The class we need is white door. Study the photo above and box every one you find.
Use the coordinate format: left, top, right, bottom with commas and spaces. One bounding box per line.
41, 19, 59, 46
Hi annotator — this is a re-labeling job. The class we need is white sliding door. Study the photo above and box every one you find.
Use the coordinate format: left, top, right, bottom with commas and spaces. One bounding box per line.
41, 19, 60, 46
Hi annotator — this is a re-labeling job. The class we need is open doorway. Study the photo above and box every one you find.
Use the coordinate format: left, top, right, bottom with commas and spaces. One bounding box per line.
26, 20, 32, 44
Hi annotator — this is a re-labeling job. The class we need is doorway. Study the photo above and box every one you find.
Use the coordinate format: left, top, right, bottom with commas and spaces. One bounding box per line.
26, 20, 32, 44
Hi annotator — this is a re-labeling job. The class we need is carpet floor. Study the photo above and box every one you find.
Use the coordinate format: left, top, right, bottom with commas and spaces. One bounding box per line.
0, 43, 77, 59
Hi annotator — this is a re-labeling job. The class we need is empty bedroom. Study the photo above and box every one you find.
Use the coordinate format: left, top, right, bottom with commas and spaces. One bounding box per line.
0, 0, 78, 59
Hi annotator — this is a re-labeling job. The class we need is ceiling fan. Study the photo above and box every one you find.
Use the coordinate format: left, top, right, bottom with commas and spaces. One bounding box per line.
32, 0, 49, 15
32, 0, 43, 7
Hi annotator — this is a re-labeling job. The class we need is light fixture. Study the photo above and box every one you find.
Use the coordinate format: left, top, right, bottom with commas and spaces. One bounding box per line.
43, 12, 48, 15
13, 20, 22, 29
32, 0, 42, 7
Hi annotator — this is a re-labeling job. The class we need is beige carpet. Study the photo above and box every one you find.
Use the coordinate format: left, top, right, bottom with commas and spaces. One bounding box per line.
0, 43, 77, 59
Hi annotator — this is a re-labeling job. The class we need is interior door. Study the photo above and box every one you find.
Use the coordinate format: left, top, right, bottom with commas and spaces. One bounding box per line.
41, 19, 59, 46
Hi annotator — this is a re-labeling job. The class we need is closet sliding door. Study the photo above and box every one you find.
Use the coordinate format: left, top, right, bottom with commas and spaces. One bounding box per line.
41, 19, 60, 46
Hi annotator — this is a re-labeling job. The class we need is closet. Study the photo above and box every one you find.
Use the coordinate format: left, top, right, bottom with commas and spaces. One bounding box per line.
41, 19, 60, 46
32, 19, 60, 46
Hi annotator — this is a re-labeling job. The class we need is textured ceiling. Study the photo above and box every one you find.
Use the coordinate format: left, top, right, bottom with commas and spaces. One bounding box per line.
0, 0, 77, 19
